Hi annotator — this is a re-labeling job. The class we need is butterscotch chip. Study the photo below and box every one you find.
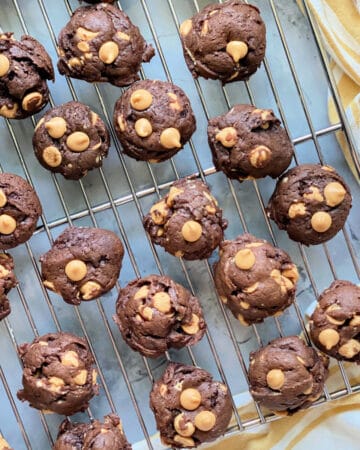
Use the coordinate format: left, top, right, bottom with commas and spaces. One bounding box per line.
150, 201, 169, 225
114, 274, 206, 358
0, 33, 54, 119
214, 234, 298, 325
57, 4, 154, 87
181, 221, 202, 242
249, 336, 329, 414
249, 145, 271, 168
267, 164, 351, 245
215, 127, 237, 148
0, 215, 16, 235
323, 181, 346, 207
0, 189, 7, 208
42, 146, 62, 168
150, 363, 232, 447
17, 332, 98, 415
179, 2, 265, 83
66, 131, 90, 152
45, 116, 67, 139
41, 226, 124, 305
114, 79, 196, 162
310, 280, 360, 363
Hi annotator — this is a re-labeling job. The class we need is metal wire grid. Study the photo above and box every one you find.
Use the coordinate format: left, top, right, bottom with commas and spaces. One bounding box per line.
0, 0, 359, 448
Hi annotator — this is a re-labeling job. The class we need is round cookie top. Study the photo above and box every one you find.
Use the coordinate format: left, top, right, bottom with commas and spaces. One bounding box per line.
113, 79, 196, 162
0, 253, 17, 321
143, 178, 227, 260
57, 4, 155, 87
0, 173, 42, 250
267, 164, 352, 245
310, 280, 360, 363
248, 336, 329, 414
208, 104, 294, 181
114, 274, 206, 358
150, 363, 232, 448
0, 32, 54, 119
40, 226, 124, 305
213, 233, 299, 325
0, 434, 12, 450
54, 414, 132, 450
33, 101, 110, 180
17, 332, 99, 416
179, 1, 266, 83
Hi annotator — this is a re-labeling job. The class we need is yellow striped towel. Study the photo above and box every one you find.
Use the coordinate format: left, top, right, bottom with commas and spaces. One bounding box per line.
300, 0, 360, 181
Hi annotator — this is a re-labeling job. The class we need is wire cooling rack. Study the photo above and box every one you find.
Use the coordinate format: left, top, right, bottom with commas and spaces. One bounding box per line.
0, 0, 359, 449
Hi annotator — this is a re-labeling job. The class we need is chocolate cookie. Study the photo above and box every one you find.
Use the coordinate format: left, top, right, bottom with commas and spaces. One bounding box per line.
57, 4, 154, 87
213, 234, 298, 325
0, 253, 17, 321
0, 32, 54, 119
54, 414, 132, 450
113, 79, 196, 162
114, 274, 206, 358
17, 332, 99, 415
179, 1, 266, 83
208, 104, 293, 181
267, 164, 352, 245
0, 173, 42, 250
310, 280, 360, 363
248, 336, 329, 414
0, 434, 12, 450
143, 178, 227, 260
82, 0, 114, 3
41, 226, 124, 305
33, 101, 110, 180
150, 363, 232, 448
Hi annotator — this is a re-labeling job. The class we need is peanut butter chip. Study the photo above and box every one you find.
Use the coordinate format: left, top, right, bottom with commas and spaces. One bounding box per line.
99, 41, 119, 64
49, 376, 65, 391
134, 285, 150, 300
66, 131, 90, 152
153, 292, 171, 313
61, 350, 79, 367
43, 146, 62, 168
167, 187, 183, 206
134, 118, 153, 137
76, 27, 99, 41
350, 315, 360, 327
0, 189, 7, 207
181, 220, 202, 242
45, 117, 67, 139
160, 128, 181, 149
226, 40, 248, 63
288, 202, 306, 218
116, 31, 130, 41
243, 283, 259, 294
22, 92, 43, 112
130, 89, 153, 110
311, 211, 332, 233
0, 54, 10, 77
249, 145, 271, 168
282, 265, 299, 283
324, 182, 346, 207
73, 370, 88, 386
303, 186, 324, 202
181, 314, 200, 335
234, 248, 256, 270
174, 435, 195, 448
0, 103, 18, 118
180, 388, 202, 410
150, 201, 169, 225
266, 369, 285, 390
160, 384, 167, 396
0, 214, 16, 235
0, 435, 10, 448
80, 281, 101, 300
140, 306, 153, 321
117, 114, 126, 132
194, 411, 216, 431
168, 92, 181, 111
215, 127, 237, 147
338, 339, 360, 358
318, 328, 340, 350
174, 413, 195, 437
77, 41, 90, 53
65, 259, 87, 281
179, 19, 193, 36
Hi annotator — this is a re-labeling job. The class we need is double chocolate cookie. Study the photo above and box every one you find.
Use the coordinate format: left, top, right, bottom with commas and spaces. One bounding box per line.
113, 80, 196, 162
179, 1, 266, 83
208, 104, 293, 180
143, 178, 227, 260
214, 234, 299, 325
54, 414, 132, 450
267, 164, 352, 245
57, 4, 154, 87
33, 101, 110, 180
0, 434, 12, 450
150, 363, 232, 448
0, 253, 17, 321
248, 336, 329, 414
41, 226, 124, 305
114, 274, 206, 358
0, 32, 54, 119
0, 173, 42, 250
17, 332, 99, 415
310, 280, 360, 363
